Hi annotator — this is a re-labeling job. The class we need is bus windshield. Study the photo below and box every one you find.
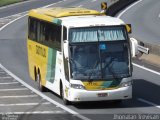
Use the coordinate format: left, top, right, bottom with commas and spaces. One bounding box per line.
69, 26, 131, 80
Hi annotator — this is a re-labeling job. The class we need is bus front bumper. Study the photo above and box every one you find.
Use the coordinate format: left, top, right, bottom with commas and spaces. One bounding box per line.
67, 86, 132, 102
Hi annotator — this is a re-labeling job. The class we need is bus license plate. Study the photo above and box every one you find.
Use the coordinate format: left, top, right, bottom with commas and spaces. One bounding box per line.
97, 93, 108, 97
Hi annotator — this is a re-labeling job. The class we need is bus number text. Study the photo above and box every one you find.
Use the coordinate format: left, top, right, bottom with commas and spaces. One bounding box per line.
36, 45, 46, 58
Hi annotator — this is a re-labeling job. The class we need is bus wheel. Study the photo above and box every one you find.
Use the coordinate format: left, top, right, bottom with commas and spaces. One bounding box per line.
37, 73, 46, 92
61, 84, 70, 105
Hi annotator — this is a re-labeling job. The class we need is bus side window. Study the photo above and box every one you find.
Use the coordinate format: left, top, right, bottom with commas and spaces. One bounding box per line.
63, 26, 67, 40
38, 21, 52, 44
45, 23, 61, 51
28, 17, 37, 41
29, 18, 62, 51
56, 25, 62, 51
39, 21, 46, 42
45, 23, 53, 42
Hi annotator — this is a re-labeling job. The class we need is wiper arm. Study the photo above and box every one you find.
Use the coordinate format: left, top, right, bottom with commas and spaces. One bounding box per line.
108, 62, 120, 81
102, 57, 112, 77
88, 60, 99, 82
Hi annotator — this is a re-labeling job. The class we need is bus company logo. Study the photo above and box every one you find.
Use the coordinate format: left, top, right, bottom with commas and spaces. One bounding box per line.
87, 82, 97, 86
36, 45, 46, 58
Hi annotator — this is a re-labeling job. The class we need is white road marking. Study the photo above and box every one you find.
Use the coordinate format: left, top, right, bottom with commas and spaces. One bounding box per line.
0, 71, 5, 73
0, 95, 38, 99
41, 0, 65, 8
92, 0, 97, 2
138, 98, 160, 109
0, 0, 67, 32
0, 0, 37, 10
117, 0, 143, 18
0, 64, 90, 120
0, 76, 12, 79
0, 111, 65, 114
0, 82, 19, 85
0, 14, 27, 32
133, 63, 160, 76
0, 102, 50, 107
0, 11, 28, 19
159, 13, 160, 18
0, 88, 28, 92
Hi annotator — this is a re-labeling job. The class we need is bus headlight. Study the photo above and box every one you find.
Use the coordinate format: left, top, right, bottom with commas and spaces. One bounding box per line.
70, 84, 85, 89
120, 81, 133, 87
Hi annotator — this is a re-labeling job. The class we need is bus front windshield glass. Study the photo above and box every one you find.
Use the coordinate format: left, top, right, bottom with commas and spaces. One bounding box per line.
69, 26, 131, 80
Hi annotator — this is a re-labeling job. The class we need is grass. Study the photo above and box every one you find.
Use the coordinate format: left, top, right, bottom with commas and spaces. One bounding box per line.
0, 0, 24, 7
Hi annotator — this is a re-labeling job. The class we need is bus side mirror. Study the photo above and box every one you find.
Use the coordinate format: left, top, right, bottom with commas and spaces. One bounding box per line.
130, 38, 138, 57
126, 24, 132, 34
63, 40, 69, 59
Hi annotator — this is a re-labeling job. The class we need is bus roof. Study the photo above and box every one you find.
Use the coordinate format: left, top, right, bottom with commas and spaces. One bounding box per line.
60, 15, 125, 27
28, 7, 100, 19
28, 7, 125, 27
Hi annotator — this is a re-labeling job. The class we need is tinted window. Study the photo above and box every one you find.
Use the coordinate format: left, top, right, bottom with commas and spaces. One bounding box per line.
28, 17, 62, 51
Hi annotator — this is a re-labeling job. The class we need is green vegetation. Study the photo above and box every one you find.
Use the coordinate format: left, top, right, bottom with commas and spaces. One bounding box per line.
0, 0, 24, 7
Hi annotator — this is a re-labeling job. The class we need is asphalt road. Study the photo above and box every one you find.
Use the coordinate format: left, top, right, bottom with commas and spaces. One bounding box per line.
119, 0, 160, 45
0, 67, 73, 120
0, 0, 160, 120
0, 0, 61, 18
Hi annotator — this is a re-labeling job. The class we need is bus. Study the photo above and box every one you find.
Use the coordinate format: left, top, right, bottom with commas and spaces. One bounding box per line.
27, 7, 133, 105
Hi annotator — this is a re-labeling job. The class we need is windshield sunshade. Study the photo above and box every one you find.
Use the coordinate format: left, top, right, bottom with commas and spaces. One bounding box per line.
69, 26, 127, 43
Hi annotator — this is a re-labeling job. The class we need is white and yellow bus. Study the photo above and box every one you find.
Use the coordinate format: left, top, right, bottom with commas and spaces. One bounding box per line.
27, 7, 133, 105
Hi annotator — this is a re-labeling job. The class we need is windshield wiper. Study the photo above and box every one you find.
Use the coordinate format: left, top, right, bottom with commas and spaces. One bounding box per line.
108, 62, 121, 81
102, 57, 112, 78
88, 60, 99, 82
